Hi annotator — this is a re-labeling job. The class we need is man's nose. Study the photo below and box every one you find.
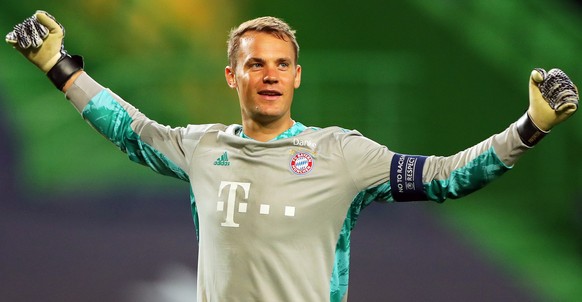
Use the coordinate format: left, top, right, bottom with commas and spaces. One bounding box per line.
263, 67, 278, 84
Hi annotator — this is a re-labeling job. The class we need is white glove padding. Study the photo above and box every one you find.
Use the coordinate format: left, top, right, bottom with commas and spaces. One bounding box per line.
528, 68, 578, 131
6, 10, 67, 73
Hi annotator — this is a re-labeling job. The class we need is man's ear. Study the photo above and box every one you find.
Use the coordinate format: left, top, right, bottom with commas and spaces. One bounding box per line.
225, 66, 237, 88
294, 64, 302, 89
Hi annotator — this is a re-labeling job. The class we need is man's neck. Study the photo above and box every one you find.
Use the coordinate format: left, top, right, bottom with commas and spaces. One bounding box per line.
242, 118, 295, 142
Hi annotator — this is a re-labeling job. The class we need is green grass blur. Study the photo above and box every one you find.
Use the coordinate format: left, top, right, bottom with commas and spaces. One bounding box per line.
1, 0, 582, 300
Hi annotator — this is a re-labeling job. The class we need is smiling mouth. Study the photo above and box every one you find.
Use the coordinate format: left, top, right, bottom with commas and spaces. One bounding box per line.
258, 90, 282, 97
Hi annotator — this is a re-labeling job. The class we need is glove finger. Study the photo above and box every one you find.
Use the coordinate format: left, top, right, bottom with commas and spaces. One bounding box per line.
35, 11, 64, 36
5, 30, 17, 44
555, 102, 577, 113
552, 90, 579, 109
25, 18, 45, 48
33, 17, 49, 39
14, 22, 32, 49
531, 68, 547, 83
537, 68, 578, 110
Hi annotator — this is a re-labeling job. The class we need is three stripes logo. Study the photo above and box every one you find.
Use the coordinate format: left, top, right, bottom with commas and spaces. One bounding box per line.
214, 152, 230, 166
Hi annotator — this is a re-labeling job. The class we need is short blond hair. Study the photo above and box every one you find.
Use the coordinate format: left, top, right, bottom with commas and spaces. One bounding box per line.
227, 16, 299, 69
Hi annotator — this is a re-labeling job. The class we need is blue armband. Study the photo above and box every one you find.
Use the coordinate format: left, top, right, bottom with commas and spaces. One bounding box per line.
390, 154, 427, 202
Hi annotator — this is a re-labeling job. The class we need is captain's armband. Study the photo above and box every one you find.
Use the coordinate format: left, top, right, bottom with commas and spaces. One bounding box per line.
390, 154, 427, 201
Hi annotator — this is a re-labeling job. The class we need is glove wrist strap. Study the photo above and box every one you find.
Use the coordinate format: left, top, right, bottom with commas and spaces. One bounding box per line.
516, 113, 549, 147
46, 54, 84, 90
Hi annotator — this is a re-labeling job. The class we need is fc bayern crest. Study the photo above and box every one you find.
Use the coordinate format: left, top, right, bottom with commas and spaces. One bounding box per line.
290, 152, 314, 175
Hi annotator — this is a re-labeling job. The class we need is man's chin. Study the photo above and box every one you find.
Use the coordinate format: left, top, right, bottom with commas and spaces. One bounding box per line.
250, 112, 290, 125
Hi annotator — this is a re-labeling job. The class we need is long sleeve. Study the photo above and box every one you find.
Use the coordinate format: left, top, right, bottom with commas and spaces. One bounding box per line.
339, 122, 530, 203
391, 122, 530, 202
64, 72, 217, 182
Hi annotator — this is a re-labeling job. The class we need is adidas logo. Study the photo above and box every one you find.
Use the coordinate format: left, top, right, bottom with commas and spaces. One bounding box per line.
214, 152, 230, 166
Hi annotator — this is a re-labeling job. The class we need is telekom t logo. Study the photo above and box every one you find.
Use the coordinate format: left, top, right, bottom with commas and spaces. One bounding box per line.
217, 181, 250, 227
216, 181, 296, 228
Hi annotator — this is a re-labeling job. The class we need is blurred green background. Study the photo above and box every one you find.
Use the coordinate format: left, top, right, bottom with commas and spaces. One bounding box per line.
2, 0, 582, 301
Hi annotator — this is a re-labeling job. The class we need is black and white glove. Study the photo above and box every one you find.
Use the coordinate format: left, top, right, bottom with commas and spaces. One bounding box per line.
6, 10, 83, 90
517, 68, 578, 146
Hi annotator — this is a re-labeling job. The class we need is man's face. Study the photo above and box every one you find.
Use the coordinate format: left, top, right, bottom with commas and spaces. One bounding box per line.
225, 31, 301, 125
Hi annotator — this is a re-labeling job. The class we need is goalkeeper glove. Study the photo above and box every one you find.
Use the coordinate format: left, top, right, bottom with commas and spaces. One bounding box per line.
6, 10, 83, 90
517, 68, 578, 146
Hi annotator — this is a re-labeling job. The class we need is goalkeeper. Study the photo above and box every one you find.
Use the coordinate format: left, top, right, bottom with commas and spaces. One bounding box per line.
6, 11, 578, 302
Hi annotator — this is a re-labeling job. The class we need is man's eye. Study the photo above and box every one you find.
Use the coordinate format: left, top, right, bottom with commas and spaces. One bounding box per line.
279, 62, 289, 68
251, 63, 262, 68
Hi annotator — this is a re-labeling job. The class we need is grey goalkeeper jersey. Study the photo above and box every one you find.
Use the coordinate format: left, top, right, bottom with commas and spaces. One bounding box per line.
65, 72, 529, 302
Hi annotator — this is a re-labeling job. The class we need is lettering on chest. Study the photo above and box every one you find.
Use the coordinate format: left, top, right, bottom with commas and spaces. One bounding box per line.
216, 181, 296, 228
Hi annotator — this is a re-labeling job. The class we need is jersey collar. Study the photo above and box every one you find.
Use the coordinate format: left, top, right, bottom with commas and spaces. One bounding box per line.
239, 121, 306, 141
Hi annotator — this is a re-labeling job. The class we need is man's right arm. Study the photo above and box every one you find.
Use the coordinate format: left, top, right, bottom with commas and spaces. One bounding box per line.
6, 11, 198, 181
64, 71, 196, 181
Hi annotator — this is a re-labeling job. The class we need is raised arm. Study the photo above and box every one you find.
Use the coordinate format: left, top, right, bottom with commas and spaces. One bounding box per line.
5, 11, 201, 182
392, 68, 579, 202
341, 68, 578, 203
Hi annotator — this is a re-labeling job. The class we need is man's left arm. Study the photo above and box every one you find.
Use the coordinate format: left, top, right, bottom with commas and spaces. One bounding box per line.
391, 69, 578, 202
